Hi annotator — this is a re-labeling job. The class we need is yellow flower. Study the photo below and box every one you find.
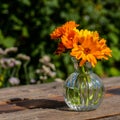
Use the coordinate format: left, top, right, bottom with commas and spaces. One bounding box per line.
50, 21, 79, 39
70, 30, 112, 67
0, 75, 4, 81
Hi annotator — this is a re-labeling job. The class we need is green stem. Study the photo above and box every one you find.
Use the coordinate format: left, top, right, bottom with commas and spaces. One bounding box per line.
23, 62, 29, 84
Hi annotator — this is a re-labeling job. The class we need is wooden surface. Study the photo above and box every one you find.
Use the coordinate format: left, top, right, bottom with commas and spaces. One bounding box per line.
0, 77, 120, 120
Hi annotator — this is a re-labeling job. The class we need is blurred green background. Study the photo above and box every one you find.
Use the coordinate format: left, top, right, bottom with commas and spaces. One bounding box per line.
0, 0, 120, 87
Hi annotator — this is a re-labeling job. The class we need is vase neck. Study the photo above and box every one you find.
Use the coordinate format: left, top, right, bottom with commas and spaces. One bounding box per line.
71, 57, 92, 74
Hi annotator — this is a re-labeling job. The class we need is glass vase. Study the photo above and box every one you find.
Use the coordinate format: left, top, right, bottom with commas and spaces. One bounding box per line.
63, 57, 105, 111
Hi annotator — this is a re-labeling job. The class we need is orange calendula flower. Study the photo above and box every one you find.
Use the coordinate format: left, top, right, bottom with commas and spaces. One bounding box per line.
61, 28, 80, 49
50, 21, 79, 40
54, 42, 66, 55
96, 38, 112, 59
70, 30, 112, 67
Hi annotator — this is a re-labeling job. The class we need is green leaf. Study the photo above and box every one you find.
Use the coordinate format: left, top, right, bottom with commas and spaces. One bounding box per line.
19, 0, 31, 6
109, 67, 120, 76
0, 30, 16, 47
111, 47, 120, 61
22, 26, 29, 37
0, 37, 16, 48
10, 15, 23, 25
107, 24, 119, 33
94, 62, 103, 76
108, 32, 119, 45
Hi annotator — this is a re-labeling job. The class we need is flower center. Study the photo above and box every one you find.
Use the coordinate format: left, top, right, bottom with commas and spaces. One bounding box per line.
84, 48, 91, 55
77, 41, 81, 45
69, 37, 73, 40
68, 32, 75, 40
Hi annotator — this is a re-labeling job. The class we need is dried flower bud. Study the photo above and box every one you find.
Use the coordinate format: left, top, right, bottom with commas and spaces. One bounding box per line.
42, 65, 51, 74
55, 78, 63, 82
47, 63, 56, 70
48, 71, 56, 77
17, 53, 30, 61
35, 69, 41, 74
0, 58, 18, 68
30, 79, 36, 84
40, 76, 47, 80
8, 77, 20, 85
39, 55, 51, 63
15, 60, 22, 66
0, 58, 9, 68
5, 47, 18, 54
7, 58, 16, 67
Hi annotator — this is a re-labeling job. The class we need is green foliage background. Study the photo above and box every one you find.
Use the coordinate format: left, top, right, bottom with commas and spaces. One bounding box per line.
0, 0, 120, 81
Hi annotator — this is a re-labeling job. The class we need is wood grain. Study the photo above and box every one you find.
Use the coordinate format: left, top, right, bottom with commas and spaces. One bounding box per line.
0, 77, 119, 120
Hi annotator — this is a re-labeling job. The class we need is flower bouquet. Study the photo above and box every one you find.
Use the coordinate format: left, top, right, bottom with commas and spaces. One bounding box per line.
50, 21, 112, 111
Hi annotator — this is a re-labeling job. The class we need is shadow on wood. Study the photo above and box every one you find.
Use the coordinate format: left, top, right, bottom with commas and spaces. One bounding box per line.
8, 98, 66, 109
106, 87, 120, 95
0, 97, 67, 114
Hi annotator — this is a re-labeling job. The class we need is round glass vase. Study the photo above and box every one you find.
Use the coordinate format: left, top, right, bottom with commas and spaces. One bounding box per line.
63, 57, 105, 111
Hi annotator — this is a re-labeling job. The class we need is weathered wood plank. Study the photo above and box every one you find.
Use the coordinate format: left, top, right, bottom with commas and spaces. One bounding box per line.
0, 77, 119, 120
